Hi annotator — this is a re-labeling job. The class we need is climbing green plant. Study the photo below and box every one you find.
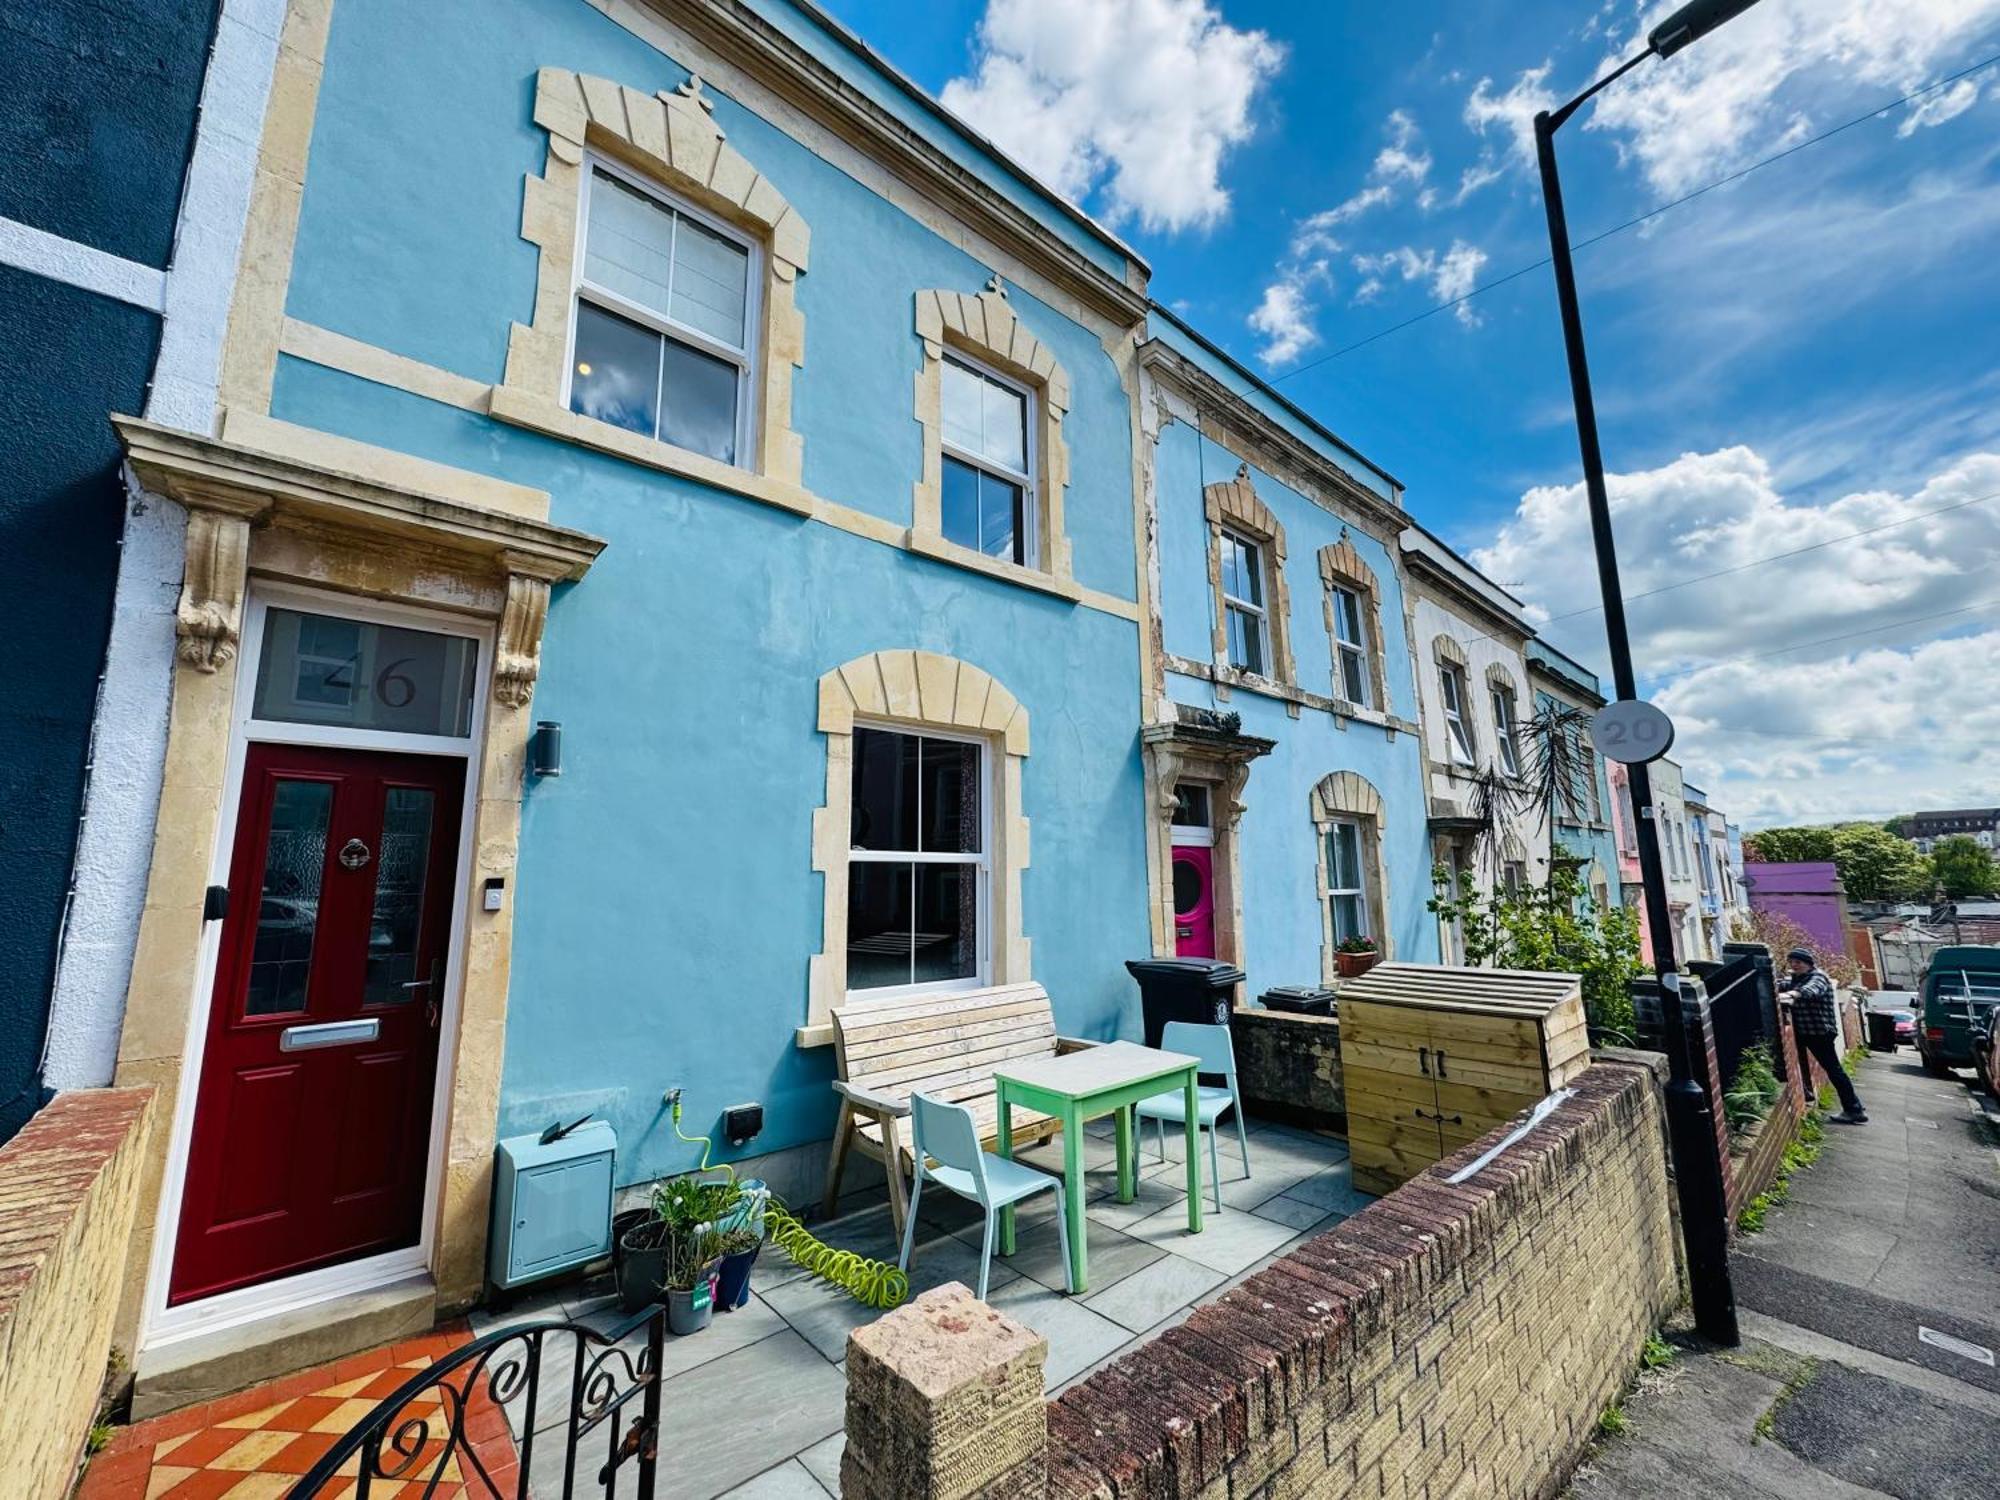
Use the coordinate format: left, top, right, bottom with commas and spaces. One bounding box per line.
1722, 1044, 1781, 1134
1427, 854, 1643, 1041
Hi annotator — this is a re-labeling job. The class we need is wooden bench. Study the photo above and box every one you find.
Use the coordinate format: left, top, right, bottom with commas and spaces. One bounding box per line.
823, 982, 1094, 1232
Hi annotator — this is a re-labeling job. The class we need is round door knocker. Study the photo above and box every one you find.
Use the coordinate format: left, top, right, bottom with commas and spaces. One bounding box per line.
338, 838, 373, 870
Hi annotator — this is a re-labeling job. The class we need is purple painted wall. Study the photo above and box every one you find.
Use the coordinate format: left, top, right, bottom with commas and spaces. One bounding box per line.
1743, 861, 1850, 957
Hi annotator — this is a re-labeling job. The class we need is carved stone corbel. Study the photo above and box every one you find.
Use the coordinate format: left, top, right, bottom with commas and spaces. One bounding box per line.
1222, 760, 1254, 830
493, 552, 570, 709
174, 488, 271, 673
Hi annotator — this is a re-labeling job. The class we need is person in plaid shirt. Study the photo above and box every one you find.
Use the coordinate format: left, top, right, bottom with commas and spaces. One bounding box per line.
1780, 947, 1866, 1123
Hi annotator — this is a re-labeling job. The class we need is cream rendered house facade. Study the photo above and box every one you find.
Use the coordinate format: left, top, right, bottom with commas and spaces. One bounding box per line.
1397, 528, 1542, 960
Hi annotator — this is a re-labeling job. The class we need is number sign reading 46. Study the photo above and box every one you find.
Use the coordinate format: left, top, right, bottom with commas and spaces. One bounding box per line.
1590, 700, 1676, 765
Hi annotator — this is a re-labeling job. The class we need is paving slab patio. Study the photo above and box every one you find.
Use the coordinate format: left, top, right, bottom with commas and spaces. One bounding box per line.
76, 1115, 1362, 1500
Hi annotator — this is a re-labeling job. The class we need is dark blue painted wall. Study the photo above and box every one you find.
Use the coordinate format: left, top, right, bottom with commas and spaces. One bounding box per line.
0, 0, 220, 1139
0, 0, 219, 266
0, 267, 159, 1137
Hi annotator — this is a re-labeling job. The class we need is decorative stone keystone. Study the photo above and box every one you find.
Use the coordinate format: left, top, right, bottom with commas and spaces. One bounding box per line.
842, 1282, 1049, 1500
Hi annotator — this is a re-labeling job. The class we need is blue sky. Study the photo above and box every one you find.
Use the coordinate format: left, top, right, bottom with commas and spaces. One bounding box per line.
822, 0, 2000, 829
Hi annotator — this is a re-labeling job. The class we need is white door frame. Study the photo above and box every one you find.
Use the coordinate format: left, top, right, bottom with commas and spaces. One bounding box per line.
138, 581, 494, 1351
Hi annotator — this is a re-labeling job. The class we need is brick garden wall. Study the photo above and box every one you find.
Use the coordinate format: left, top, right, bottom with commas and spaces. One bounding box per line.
0, 1089, 155, 1500
1042, 1060, 1678, 1499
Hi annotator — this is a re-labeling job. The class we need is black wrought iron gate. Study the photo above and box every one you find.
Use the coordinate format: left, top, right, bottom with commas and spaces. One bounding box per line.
289, 1303, 666, 1498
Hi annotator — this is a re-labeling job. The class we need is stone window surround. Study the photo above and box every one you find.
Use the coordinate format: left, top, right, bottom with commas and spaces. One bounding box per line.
1317, 535, 1390, 714
104, 416, 604, 1343
802, 650, 1032, 1048
1204, 466, 1297, 695
489, 67, 813, 514
909, 281, 1079, 601
1311, 771, 1392, 980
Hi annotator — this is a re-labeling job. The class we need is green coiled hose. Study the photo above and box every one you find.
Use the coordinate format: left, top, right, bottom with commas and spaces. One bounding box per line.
765, 1201, 910, 1310
670, 1093, 907, 1310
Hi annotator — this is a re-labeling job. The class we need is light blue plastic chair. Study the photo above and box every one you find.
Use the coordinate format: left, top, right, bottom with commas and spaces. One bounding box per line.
897, 1092, 1074, 1299
1136, 1020, 1250, 1211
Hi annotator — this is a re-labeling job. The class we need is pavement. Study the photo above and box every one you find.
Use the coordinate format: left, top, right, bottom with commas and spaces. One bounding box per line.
1568, 1042, 2000, 1500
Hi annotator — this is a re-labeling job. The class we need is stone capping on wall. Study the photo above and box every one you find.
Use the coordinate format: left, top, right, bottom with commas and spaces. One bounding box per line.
1203, 465, 1297, 694
803, 650, 1032, 1046
910, 279, 1077, 591
0, 1089, 156, 1500
1040, 1059, 1678, 1498
500, 67, 810, 489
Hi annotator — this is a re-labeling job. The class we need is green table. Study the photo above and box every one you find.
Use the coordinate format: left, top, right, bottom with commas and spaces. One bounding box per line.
994, 1040, 1203, 1293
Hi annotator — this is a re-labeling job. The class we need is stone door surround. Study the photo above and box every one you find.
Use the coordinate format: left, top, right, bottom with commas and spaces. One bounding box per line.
107, 416, 604, 1356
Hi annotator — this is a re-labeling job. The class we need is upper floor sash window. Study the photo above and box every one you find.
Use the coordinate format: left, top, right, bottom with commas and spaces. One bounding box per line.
1219, 528, 1269, 676
1330, 584, 1370, 708
568, 162, 759, 466
940, 355, 1036, 567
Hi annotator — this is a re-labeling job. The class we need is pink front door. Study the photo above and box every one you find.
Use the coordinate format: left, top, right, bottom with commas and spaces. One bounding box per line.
1172, 846, 1216, 958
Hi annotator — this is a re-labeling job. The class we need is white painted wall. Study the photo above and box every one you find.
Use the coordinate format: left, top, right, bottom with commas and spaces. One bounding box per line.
1408, 587, 1543, 891
39, 0, 283, 1090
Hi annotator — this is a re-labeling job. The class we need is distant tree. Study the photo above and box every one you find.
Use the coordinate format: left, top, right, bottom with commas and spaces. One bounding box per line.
1829, 823, 1932, 901
1742, 825, 1838, 863
1930, 835, 1999, 899
1729, 908, 1862, 990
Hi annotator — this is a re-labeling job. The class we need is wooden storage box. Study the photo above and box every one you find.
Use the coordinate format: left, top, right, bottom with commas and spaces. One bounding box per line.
1339, 963, 1591, 1195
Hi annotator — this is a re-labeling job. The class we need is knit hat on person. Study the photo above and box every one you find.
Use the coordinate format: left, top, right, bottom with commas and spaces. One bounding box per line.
1787, 947, 1815, 966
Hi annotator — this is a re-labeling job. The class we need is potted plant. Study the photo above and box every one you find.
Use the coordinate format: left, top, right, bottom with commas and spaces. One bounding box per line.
617, 1175, 741, 1312
1336, 935, 1381, 978
664, 1229, 724, 1336
711, 1226, 763, 1312
615, 1213, 673, 1312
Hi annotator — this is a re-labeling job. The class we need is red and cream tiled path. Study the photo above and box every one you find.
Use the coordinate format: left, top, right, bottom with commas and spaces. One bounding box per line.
78, 1325, 519, 1500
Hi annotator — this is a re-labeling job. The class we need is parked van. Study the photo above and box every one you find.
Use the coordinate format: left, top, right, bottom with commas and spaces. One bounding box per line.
1914, 945, 2000, 1076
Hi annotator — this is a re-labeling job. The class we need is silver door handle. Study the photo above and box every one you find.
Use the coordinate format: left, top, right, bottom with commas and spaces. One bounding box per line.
279, 1019, 380, 1052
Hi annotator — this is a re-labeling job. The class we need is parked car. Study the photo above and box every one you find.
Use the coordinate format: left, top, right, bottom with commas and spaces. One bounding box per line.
1914, 945, 2000, 1077
1891, 1008, 1917, 1046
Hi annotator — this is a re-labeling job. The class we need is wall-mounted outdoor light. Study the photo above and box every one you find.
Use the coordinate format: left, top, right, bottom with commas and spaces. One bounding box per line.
529, 720, 563, 778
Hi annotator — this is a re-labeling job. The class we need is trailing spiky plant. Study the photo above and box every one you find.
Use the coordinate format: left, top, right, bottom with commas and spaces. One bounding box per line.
1521, 702, 1596, 834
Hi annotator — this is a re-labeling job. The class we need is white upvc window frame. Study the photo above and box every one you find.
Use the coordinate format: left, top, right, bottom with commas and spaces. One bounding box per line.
938, 351, 1040, 569
565, 152, 763, 467
1324, 816, 1370, 946
1330, 584, 1371, 708
1439, 664, 1476, 766
843, 721, 993, 1001
1219, 526, 1269, 676
1491, 684, 1521, 776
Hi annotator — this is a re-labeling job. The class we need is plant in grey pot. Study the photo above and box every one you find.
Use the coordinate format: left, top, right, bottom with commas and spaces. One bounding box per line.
664, 1229, 724, 1336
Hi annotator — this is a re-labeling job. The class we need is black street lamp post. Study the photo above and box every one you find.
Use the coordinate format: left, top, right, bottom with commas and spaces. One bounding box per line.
1533, 0, 1762, 1347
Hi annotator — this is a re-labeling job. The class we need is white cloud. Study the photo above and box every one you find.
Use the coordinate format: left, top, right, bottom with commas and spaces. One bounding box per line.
1372, 109, 1433, 185
1897, 76, 1983, 136
1351, 239, 1490, 323
1464, 62, 1558, 170
1247, 109, 1440, 362
1585, 0, 2000, 195
940, 0, 1284, 233
1469, 444, 2000, 824
1247, 278, 1322, 363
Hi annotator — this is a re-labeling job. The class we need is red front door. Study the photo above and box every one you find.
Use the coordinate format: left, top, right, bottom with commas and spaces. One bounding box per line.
171, 744, 465, 1305
1172, 846, 1216, 958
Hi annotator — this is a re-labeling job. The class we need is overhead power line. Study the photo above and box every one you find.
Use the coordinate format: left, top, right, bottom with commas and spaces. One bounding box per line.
1268, 49, 2000, 382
